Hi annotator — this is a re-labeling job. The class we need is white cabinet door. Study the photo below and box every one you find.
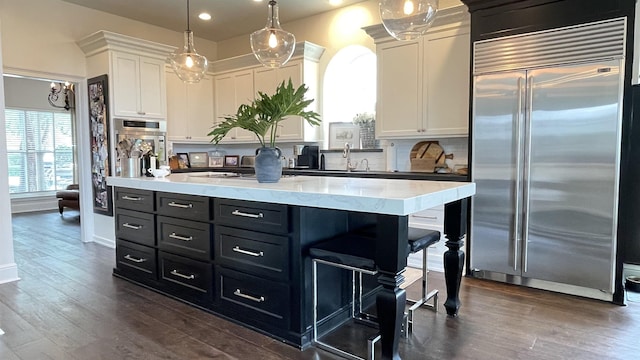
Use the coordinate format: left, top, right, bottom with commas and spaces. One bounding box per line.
187, 75, 214, 142
166, 70, 189, 139
112, 52, 140, 118
376, 40, 423, 138
276, 62, 304, 141
213, 70, 255, 143
423, 28, 470, 137
233, 70, 257, 142
166, 70, 213, 142
139, 57, 166, 119
112, 52, 166, 119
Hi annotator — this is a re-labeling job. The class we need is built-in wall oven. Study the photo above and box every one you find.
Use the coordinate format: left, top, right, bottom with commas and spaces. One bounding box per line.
114, 118, 166, 175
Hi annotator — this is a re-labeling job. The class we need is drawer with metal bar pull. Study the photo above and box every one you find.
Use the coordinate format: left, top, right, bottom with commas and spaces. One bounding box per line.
159, 251, 212, 302
214, 198, 288, 234
114, 187, 154, 212
215, 226, 289, 281
115, 208, 155, 246
157, 216, 212, 261
156, 192, 210, 221
217, 266, 289, 328
116, 239, 157, 280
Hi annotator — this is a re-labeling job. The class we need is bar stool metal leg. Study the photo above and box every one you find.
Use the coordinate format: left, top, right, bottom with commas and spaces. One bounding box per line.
406, 248, 439, 335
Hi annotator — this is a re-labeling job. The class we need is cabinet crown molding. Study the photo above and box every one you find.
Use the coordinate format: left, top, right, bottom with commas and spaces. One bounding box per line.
364, 5, 470, 43
77, 30, 176, 60
210, 41, 325, 74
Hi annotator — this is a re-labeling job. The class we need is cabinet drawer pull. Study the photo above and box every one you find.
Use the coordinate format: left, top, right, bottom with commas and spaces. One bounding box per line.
232, 246, 264, 257
233, 289, 265, 303
137, 111, 146, 115
231, 209, 264, 219
122, 195, 142, 201
411, 215, 438, 220
124, 254, 146, 263
122, 223, 142, 230
168, 201, 193, 209
169, 232, 193, 241
170, 270, 195, 280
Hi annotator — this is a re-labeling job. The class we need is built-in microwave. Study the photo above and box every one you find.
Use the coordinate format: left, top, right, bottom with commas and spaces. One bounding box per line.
114, 118, 167, 175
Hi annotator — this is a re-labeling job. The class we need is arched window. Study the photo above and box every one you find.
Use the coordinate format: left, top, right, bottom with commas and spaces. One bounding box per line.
322, 45, 376, 148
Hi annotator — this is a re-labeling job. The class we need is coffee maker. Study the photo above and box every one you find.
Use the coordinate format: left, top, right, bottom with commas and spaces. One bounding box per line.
294, 145, 319, 169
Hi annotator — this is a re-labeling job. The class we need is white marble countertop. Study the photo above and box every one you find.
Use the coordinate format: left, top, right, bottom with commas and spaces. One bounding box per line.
106, 173, 475, 216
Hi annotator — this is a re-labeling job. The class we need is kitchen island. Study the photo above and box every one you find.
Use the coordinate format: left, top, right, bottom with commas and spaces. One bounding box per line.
107, 173, 475, 360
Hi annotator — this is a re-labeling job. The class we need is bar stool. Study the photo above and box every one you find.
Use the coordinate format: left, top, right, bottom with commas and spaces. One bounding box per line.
355, 225, 440, 336
404, 227, 440, 335
310, 233, 381, 360
310, 227, 441, 358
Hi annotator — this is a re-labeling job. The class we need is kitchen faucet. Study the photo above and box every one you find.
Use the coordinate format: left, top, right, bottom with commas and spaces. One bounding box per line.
361, 158, 370, 172
343, 142, 357, 172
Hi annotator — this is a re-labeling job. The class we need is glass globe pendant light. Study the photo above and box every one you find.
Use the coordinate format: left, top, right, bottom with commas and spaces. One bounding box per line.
169, 0, 209, 83
379, 0, 439, 41
250, 0, 296, 68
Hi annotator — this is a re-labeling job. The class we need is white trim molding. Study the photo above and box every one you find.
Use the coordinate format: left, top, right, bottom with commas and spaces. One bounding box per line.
0, 263, 20, 285
92, 235, 115, 249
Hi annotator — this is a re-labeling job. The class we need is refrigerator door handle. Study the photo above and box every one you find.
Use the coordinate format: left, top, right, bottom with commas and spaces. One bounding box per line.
522, 75, 534, 273
513, 76, 525, 271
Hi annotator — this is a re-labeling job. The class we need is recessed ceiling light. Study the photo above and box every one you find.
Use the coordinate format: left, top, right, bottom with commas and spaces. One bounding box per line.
329, 0, 343, 5
198, 12, 211, 21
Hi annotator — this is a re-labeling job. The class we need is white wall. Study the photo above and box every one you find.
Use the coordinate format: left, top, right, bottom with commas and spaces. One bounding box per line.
0, 0, 217, 248
0, 0, 217, 78
0, 19, 19, 284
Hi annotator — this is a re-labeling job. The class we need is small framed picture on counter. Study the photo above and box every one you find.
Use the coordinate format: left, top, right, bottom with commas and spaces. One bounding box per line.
189, 152, 208, 167
224, 155, 239, 167
209, 156, 224, 167
329, 122, 360, 149
176, 153, 190, 169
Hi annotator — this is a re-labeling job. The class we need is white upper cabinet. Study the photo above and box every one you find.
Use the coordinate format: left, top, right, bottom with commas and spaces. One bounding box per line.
166, 69, 215, 143
213, 69, 256, 143
112, 52, 166, 119
377, 40, 423, 137
423, 27, 470, 137
210, 41, 325, 144
77, 31, 174, 121
365, 6, 470, 139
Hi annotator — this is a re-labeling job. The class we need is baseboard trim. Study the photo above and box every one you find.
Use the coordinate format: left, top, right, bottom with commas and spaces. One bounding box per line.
92, 235, 115, 249
0, 263, 20, 285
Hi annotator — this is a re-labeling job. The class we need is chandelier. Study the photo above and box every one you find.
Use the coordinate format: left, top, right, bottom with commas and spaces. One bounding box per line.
250, 0, 296, 68
168, 0, 209, 83
48, 81, 74, 111
379, 0, 439, 41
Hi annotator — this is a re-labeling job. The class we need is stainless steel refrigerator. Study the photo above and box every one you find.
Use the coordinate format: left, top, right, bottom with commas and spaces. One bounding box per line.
470, 18, 625, 301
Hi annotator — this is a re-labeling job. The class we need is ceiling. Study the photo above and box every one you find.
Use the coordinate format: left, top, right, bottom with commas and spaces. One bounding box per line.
61, 0, 370, 42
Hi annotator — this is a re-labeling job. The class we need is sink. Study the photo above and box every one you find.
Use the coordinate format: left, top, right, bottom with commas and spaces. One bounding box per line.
188, 172, 244, 179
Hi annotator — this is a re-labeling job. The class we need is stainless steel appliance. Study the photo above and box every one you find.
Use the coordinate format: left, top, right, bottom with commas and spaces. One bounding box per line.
114, 118, 167, 175
470, 18, 625, 301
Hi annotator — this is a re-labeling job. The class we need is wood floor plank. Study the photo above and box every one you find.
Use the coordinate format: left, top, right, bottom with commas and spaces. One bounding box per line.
2, 211, 640, 360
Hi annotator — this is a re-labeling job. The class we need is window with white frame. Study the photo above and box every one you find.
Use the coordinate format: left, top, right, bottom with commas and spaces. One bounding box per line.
4, 108, 75, 194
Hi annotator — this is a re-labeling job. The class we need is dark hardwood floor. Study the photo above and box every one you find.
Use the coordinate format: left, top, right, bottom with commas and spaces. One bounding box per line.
1, 211, 639, 360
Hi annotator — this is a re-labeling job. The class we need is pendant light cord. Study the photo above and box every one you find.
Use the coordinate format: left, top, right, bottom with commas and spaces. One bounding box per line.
186, 0, 190, 31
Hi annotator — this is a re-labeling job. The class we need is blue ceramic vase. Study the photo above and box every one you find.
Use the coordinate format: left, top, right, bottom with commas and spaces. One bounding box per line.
254, 147, 282, 183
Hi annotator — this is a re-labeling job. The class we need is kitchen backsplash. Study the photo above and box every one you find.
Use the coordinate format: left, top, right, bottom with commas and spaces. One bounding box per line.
169, 137, 469, 172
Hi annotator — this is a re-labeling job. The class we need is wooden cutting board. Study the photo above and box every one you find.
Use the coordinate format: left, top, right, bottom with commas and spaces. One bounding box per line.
409, 141, 453, 172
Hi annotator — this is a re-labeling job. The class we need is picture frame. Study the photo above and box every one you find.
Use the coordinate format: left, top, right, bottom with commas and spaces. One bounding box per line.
88, 74, 113, 216
189, 152, 209, 168
329, 122, 360, 150
209, 156, 224, 167
224, 155, 240, 167
176, 153, 190, 169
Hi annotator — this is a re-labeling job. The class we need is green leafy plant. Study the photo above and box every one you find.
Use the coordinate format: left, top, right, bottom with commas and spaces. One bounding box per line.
208, 79, 321, 147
